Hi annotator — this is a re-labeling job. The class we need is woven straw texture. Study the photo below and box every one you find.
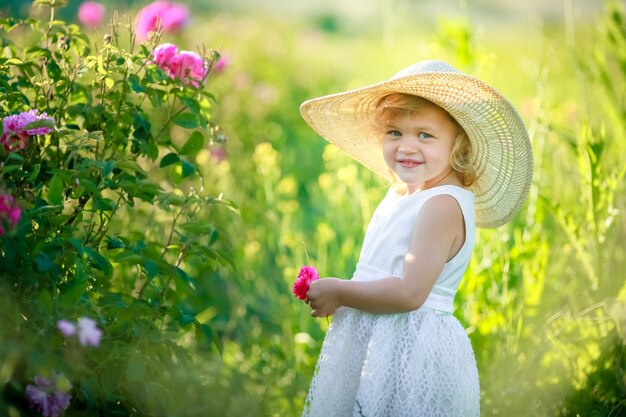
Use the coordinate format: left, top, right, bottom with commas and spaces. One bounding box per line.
300, 60, 534, 228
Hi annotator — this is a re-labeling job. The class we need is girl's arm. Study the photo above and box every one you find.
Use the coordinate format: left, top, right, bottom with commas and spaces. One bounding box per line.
307, 194, 465, 316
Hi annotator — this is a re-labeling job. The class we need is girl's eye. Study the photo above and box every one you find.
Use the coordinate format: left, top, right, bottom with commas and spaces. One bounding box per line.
418, 132, 432, 139
386, 130, 402, 137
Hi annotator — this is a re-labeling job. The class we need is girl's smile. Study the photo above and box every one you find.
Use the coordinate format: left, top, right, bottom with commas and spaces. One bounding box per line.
381, 101, 461, 193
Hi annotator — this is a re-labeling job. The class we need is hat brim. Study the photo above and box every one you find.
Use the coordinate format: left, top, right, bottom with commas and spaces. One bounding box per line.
300, 71, 533, 228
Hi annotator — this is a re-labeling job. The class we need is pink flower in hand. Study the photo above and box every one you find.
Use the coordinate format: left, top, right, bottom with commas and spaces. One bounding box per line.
293, 266, 319, 300
135, 0, 189, 41
78, 1, 106, 27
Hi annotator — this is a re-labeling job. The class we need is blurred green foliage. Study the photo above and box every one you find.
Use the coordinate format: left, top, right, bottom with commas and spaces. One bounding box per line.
1, 0, 625, 416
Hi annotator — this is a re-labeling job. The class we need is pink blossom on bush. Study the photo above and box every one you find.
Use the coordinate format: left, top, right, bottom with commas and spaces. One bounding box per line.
0, 194, 21, 236
77, 317, 103, 347
151, 44, 207, 87
213, 53, 229, 73
1, 110, 55, 152
135, 0, 189, 41
77, 1, 106, 27
292, 266, 319, 300
151, 43, 179, 76
57, 320, 77, 337
25, 372, 72, 417
172, 50, 207, 87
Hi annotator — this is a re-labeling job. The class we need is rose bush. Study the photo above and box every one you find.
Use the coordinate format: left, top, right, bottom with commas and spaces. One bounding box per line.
0, 1, 235, 415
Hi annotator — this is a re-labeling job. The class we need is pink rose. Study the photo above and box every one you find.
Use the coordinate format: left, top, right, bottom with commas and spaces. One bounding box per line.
77, 1, 106, 27
293, 266, 319, 300
0, 194, 21, 236
1, 110, 55, 152
151, 44, 207, 87
151, 43, 178, 75
135, 1, 189, 41
172, 50, 207, 87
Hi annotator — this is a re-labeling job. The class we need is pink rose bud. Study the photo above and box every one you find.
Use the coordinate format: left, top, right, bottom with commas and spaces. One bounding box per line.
213, 53, 229, 73
78, 1, 106, 27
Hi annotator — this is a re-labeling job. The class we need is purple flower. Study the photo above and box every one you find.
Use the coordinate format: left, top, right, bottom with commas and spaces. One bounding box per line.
57, 320, 77, 337
77, 317, 102, 347
25, 372, 72, 417
57, 317, 102, 347
77, 1, 106, 27
1, 110, 55, 152
0, 194, 21, 237
135, 0, 189, 41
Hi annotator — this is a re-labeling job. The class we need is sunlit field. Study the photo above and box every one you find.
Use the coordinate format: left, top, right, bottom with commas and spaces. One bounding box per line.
1, 0, 624, 415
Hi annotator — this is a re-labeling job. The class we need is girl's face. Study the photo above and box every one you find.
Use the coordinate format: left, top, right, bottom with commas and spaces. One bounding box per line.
381, 101, 461, 194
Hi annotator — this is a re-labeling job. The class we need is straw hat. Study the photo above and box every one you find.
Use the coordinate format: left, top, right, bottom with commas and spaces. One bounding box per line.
300, 60, 533, 228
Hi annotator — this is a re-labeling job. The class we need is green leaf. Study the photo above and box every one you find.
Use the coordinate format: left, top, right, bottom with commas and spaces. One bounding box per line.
160, 152, 180, 168
179, 222, 215, 235
4, 58, 23, 65
115, 160, 146, 176
36, 290, 54, 312
129, 74, 145, 93
180, 96, 201, 115
181, 159, 195, 178
23, 118, 56, 131
48, 174, 64, 205
172, 112, 198, 129
144, 260, 159, 278
35, 252, 55, 272
102, 161, 115, 178
106, 236, 126, 249
84, 247, 113, 276
125, 358, 146, 383
114, 251, 143, 264
179, 131, 205, 156
61, 279, 88, 308
94, 197, 116, 211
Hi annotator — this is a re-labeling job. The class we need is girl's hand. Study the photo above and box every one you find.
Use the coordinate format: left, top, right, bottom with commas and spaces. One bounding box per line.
306, 278, 342, 318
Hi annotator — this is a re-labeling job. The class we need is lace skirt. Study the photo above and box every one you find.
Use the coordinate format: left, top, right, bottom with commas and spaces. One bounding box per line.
302, 307, 480, 417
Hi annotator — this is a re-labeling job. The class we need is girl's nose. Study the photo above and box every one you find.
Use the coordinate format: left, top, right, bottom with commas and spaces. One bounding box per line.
398, 139, 418, 154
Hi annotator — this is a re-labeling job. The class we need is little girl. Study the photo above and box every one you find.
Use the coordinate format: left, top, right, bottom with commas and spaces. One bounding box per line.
299, 60, 533, 416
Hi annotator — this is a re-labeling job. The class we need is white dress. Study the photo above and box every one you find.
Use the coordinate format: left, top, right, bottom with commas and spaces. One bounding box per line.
302, 185, 480, 417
